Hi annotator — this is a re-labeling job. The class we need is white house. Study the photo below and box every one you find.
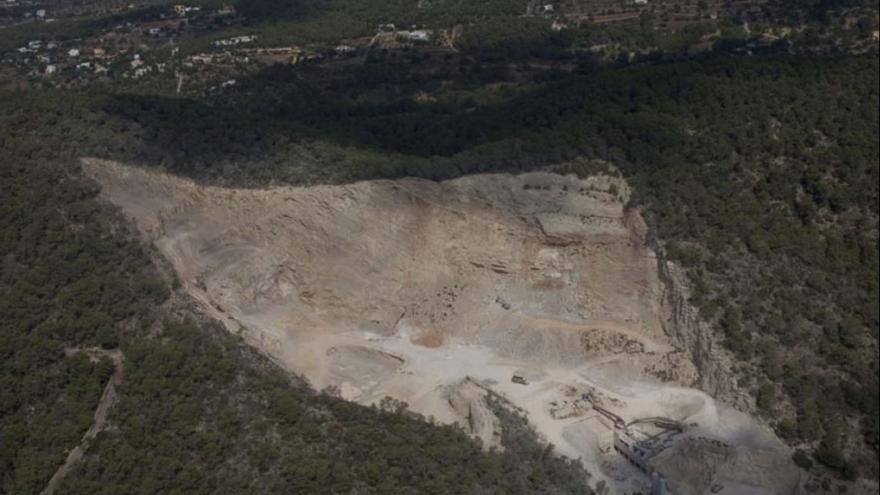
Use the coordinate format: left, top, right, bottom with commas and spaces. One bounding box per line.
214, 35, 255, 46
408, 30, 430, 42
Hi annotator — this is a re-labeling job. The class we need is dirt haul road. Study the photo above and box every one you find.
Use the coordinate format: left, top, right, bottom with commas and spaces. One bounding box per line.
41, 348, 123, 495
83, 158, 804, 495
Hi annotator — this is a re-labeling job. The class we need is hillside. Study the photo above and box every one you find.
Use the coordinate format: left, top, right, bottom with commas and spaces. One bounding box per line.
0, 152, 593, 494
1, 0, 878, 493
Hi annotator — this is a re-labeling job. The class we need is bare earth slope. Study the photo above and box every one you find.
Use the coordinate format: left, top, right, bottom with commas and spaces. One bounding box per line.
83, 158, 803, 495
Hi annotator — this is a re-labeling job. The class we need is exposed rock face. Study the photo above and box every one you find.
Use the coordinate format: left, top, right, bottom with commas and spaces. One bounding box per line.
656, 257, 751, 411
445, 379, 502, 450
82, 158, 681, 373
82, 158, 801, 494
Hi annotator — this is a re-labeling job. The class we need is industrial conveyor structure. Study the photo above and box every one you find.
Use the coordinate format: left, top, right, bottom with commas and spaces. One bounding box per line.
582, 393, 683, 495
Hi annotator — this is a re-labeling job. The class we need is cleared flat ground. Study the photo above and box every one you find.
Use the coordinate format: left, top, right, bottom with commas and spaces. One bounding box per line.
84, 158, 803, 494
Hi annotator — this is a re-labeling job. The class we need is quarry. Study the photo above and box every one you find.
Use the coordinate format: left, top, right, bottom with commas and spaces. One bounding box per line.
83, 157, 806, 495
